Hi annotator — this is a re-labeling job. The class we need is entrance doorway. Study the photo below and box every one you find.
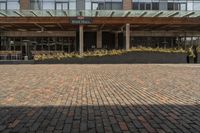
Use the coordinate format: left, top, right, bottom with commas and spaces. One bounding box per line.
22, 40, 32, 60
84, 32, 96, 50
102, 32, 115, 49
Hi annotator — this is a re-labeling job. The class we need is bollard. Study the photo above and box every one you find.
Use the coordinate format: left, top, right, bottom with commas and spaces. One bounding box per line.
24, 56, 28, 61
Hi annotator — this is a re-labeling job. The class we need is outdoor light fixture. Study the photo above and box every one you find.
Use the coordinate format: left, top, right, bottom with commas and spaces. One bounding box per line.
17, 29, 27, 32
36, 27, 44, 33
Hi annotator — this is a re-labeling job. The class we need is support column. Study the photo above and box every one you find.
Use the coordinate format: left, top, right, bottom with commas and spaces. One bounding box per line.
115, 32, 118, 49
79, 25, 84, 55
96, 30, 102, 49
125, 24, 130, 50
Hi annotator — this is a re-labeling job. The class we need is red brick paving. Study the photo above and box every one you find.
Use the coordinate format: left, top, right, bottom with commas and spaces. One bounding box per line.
0, 64, 200, 133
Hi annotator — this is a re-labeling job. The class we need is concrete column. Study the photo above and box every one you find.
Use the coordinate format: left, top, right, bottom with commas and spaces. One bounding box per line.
96, 30, 102, 49
115, 32, 119, 49
125, 24, 130, 50
79, 25, 84, 55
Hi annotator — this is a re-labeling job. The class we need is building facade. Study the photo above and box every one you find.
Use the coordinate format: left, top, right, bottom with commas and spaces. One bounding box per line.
0, 0, 200, 59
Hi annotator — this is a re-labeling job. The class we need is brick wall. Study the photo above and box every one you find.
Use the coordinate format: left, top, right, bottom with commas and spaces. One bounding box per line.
20, 0, 30, 10
123, 0, 132, 10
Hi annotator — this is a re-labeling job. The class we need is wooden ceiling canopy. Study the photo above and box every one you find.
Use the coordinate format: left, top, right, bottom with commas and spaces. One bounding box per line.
0, 17, 200, 31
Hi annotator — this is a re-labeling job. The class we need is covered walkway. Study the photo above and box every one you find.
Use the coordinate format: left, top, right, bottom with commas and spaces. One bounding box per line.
1, 10, 200, 60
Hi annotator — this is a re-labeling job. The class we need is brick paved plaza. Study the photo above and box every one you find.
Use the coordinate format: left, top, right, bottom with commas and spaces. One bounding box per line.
0, 64, 200, 133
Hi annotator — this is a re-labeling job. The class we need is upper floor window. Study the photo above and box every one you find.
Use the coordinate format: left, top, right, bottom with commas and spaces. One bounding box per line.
85, 0, 122, 10
56, 2, 68, 10
0, 0, 20, 10
132, 0, 200, 11
30, 0, 76, 10
0, 1, 6, 10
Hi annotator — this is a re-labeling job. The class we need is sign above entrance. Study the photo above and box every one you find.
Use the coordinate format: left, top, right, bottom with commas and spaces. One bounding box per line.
70, 17, 92, 25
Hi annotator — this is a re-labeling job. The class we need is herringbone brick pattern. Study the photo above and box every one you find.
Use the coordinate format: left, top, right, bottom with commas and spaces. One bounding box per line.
0, 64, 200, 133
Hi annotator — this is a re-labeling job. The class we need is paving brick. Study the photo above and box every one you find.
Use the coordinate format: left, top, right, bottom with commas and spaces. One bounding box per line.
0, 125, 6, 131
63, 124, 71, 133
0, 64, 200, 132
119, 122, 128, 131
8, 119, 20, 128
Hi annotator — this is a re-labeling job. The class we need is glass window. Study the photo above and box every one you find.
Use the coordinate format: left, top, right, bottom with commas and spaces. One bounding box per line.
56, 2, 68, 10
85, 1, 91, 10
194, 0, 200, 11
85, 0, 122, 10
180, 3, 186, 11
140, 3, 145, 10
174, 2, 179, 10
0, 2, 6, 10
30, 0, 75, 10
146, 3, 151, 10
133, 2, 139, 10
30, 0, 43, 10
43, 0, 54, 9
63, 3, 68, 9
98, 2, 105, 10
168, 3, 174, 10
152, 2, 159, 10
159, 1, 167, 10
112, 2, 122, 10
132, 0, 188, 11
69, 1, 75, 10
105, 2, 112, 10
187, 1, 193, 11
56, 3, 62, 10
92, 2, 98, 10
0, 0, 20, 10
7, 1, 20, 9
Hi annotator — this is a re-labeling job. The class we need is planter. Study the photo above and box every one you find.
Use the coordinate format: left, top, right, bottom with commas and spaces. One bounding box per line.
34, 51, 189, 64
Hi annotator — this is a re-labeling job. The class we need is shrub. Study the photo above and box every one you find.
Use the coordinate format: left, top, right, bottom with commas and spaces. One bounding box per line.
33, 47, 187, 61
